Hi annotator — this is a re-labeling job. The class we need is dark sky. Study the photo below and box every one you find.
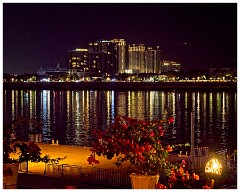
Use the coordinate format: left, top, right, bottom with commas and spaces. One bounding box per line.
3, 3, 237, 74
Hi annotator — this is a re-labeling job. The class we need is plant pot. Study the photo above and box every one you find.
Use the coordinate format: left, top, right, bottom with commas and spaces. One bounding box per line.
3, 162, 20, 189
130, 173, 159, 189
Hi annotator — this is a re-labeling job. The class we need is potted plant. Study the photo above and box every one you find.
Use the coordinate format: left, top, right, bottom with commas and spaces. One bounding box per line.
87, 115, 176, 189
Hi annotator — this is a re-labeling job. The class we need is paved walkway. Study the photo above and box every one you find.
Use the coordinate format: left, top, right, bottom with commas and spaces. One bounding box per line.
10, 143, 130, 174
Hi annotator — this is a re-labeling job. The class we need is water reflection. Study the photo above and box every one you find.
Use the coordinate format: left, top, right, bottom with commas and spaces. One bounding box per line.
3, 90, 237, 152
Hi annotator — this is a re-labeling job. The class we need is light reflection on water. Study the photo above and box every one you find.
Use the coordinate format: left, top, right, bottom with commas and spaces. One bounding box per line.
3, 90, 237, 152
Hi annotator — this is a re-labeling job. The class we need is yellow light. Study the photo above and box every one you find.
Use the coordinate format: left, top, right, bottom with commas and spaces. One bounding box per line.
205, 158, 222, 176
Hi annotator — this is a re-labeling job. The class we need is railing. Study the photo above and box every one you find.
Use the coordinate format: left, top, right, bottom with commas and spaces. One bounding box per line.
183, 147, 210, 171
44, 164, 131, 187
19, 162, 28, 172
90, 168, 131, 186
46, 163, 62, 176
45, 164, 84, 180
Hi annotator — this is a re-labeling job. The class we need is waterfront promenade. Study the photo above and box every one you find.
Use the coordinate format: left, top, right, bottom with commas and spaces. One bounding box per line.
11, 143, 188, 189
12, 143, 188, 174
9, 143, 237, 189
11, 143, 130, 174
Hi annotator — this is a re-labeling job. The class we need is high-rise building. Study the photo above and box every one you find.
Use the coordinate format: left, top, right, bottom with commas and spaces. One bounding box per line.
128, 45, 161, 74
145, 47, 155, 73
111, 39, 126, 74
161, 60, 181, 73
88, 40, 118, 78
68, 48, 89, 75
155, 46, 161, 74
128, 44, 145, 73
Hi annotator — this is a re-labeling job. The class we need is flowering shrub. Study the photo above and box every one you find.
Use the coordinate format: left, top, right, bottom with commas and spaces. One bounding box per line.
3, 118, 66, 170
168, 167, 199, 188
87, 115, 175, 176
3, 124, 17, 164
3, 118, 43, 164
14, 142, 42, 163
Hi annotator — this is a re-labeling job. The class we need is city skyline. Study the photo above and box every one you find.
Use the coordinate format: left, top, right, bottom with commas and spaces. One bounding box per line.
3, 3, 237, 74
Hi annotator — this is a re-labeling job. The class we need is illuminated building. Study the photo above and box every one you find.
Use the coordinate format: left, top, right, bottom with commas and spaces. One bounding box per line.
210, 67, 237, 79
88, 39, 119, 78
128, 44, 145, 73
128, 45, 161, 74
145, 46, 161, 74
36, 64, 69, 81
68, 48, 89, 75
161, 60, 181, 73
111, 39, 127, 74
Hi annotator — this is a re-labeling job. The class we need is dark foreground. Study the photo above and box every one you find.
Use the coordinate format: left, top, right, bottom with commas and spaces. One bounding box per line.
17, 169, 237, 189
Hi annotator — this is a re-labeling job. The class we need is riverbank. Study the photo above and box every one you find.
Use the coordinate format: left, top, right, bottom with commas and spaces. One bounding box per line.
3, 81, 237, 90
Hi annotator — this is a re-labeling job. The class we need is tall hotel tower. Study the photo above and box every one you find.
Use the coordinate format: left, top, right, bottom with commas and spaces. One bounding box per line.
88, 39, 118, 78
88, 39, 126, 77
128, 44, 145, 73
128, 44, 161, 74
111, 39, 126, 74
145, 46, 161, 74
68, 48, 89, 75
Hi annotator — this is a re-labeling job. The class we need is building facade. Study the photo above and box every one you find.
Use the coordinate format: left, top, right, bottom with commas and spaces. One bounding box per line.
67, 39, 164, 77
144, 46, 161, 74
210, 67, 237, 79
128, 44, 145, 73
161, 60, 181, 73
68, 48, 89, 75
111, 39, 127, 74
88, 39, 119, 78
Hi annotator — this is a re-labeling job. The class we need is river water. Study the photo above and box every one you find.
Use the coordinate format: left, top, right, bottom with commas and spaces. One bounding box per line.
3, 89, 237, 153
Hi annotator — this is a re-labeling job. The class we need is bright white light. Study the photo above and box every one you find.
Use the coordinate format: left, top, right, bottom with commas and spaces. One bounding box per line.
41, 78, 49, 82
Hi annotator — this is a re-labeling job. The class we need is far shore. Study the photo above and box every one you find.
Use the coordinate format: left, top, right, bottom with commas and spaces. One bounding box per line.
3, 81, 237, 91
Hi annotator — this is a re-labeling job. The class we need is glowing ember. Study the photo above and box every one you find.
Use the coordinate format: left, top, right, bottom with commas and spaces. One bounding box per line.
205, 158, 222, 175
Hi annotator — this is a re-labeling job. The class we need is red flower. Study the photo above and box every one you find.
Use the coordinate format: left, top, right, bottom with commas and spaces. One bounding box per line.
139, 146, 145, 152
169, 117, 174, 123
150, 131, 154, 137
143, 122, 148, 126
168, 175, 177, 184
193, 173, 200, 180
156, 183, 167, 189
203, 185, 211, 189
137, 155, 145, 162
166, 145, 172, 152
179, 166, 184, 174
145, 144, 151, 151
125, 139, 130, 145
181, 159, 187, 165
131, 144, 135, 149
122, 123, 128, 129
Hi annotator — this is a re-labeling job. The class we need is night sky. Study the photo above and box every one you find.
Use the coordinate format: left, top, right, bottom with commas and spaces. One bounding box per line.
3, 3, 237, 74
